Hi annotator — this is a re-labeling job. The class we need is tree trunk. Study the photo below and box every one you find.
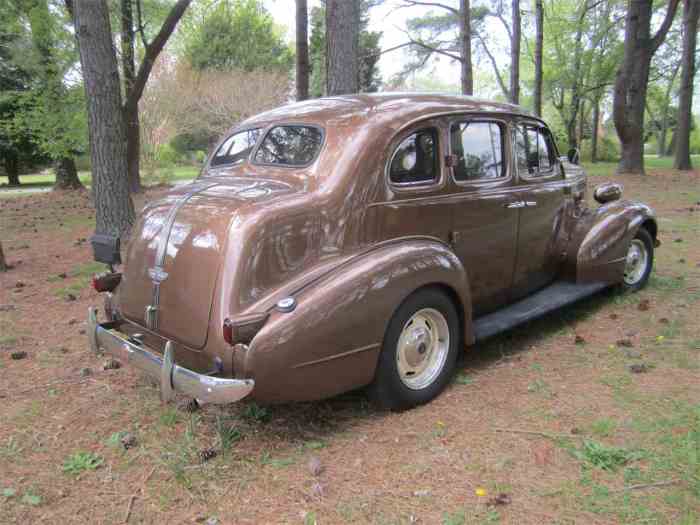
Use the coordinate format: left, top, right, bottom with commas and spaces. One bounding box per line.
73, 0, 135, 237
613, 0, 680, 175
459, 0, 473, 95
296, 0, 310, 101
510, 0, 521, 105
674, 0, 699, 171
667, 129, 677, 156
121, 0, 142, 193
54, 157, 83, 190
533, 0, 543, 116
578, 100, 586, 150
5, 155, 20, 186
591, 98, 600, 163
325, 0, 360, 96
0, 242, 7, 272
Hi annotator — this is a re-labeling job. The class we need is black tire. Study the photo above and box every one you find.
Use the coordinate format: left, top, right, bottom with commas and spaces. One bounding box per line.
620, 228, 654, 292
368, 288, 460, 410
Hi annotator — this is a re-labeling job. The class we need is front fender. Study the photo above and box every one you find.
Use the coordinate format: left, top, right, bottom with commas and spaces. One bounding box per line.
566, 200, 656, 284
240, 238, 470, 403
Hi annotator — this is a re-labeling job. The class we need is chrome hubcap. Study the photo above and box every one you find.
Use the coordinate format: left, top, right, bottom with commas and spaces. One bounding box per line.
396, 308, 449, 390
623, 239, 648, 285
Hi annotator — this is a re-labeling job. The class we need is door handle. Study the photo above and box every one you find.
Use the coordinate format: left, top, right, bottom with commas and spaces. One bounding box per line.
504, 201, 526, 209
525, 201, 537, 207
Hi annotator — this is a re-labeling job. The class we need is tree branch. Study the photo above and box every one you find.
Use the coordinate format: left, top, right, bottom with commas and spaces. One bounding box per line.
396, 0, 459, 15
475, 31, 509, 99
127, 0, 192, 109
651, 0, 681, 53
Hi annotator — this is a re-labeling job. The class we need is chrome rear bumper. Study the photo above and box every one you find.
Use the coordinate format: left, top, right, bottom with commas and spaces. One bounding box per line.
87, 307, 254, 404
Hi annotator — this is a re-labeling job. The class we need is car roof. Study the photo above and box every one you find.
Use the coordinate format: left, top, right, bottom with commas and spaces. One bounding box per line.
237, 92, 543, 131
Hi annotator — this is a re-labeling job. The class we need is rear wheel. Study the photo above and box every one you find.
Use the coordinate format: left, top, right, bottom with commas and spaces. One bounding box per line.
368, 288, 459, 410
621, 228, 654, 292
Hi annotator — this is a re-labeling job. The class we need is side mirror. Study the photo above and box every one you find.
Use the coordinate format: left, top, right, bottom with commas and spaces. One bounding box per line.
567, 148, 580, 165
593, 182, 623, 204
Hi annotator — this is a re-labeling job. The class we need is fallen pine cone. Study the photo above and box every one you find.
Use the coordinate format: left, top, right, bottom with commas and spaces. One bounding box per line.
199, 448, 218, 462
120, 433, 138, 450
487, 493, 512, 507
10, 351, 27, 360
103, 359, 121, 370
177, 398, 200, 413
627, 363, 650, 374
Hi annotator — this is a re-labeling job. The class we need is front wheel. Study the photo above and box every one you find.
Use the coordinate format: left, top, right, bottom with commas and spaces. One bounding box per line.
621, 228, 654, 292
368, 288, 460, 410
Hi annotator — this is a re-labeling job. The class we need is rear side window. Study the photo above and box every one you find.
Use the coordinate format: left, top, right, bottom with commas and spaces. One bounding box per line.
450, 121, 504, 181
389, 128, 439, 185
515, 125, 556, 177
253, 125, 323, 166
211, 128, 261, 167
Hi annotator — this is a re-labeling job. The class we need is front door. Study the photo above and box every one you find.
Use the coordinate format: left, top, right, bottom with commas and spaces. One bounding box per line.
447, 118, 520, 316
511, 122, 568, 300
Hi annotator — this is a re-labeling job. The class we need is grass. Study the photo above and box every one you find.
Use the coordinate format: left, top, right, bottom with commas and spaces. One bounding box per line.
62, 452, 104, 476
572, 440, 640, 471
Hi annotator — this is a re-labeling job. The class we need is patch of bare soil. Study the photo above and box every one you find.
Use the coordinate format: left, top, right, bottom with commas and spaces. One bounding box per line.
1, 171, 699, 524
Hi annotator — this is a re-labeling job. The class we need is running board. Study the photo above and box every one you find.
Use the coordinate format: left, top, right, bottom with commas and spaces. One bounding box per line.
473, 281, 609, 342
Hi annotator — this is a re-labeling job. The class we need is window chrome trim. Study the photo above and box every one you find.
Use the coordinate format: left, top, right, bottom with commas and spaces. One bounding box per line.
250, 123, 326, 169
386, 126, 443, 190
206, 127, 264, 171
513, 122, 561, 182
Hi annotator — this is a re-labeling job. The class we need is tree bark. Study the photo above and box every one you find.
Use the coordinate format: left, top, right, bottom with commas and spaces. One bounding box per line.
73, 0, 135, 237
0, 242, 7, 272
121, 0, 142, 193
533, 0, 544, 116
296, 0, 310, 101
325, 0, 360, 96
674, 0, 699, 171
591, 98, 600, 163
54, 157, 83, 190
5, 155, 20, 186
459, 0, 473, 95
510, 0, 521, 104
613, 0, 680, 175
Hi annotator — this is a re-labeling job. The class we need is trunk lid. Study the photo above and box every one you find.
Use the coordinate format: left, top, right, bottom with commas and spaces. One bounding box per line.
120, 177, 295, 348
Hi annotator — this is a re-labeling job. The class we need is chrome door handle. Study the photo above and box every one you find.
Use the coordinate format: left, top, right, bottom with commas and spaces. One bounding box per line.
504, 201, 526, 209
525, 201, 537, 207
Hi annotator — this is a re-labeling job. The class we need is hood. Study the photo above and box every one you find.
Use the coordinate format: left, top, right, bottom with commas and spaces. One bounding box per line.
120, 177, 297, 349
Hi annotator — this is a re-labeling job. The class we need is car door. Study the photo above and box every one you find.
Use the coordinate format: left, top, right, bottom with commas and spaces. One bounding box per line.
511, 121, 568, 300
447, 117, 520, 316
372, 120, 453, 244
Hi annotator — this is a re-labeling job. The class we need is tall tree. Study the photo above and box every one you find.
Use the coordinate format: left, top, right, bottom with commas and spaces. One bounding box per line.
296, 0, 310, 101
71, 0, 135, 237
120, 0, 140, 193
674, 0, 699, 170
326, 0, 360, 95
459, 0, 474, 94
510, 0, 521, 104
613, 0, 680, 175
533, 0, 543, 115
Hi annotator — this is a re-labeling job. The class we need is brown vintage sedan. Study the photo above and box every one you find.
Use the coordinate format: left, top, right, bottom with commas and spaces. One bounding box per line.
88, 94, 657, 409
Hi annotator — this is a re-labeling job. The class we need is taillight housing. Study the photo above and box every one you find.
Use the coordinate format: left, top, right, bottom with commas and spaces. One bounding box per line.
92, 272, 122, 293
223, 318, 234, 345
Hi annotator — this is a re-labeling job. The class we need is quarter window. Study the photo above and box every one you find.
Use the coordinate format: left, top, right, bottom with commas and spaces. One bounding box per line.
515, 125, 556, 177
253, 125, 323, 166
211, 128, 261, 167
450, 121, 504, 181
389, 129, 438, 185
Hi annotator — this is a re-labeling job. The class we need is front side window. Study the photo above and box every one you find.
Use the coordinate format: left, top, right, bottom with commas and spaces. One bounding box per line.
211, 128, 261, 167
389, 129, 438, 185
450, 121, 504, 181
515, 124, 556, 177
253, 125, 323, 166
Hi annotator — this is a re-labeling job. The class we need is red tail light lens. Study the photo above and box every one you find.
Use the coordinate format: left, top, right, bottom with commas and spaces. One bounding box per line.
223, 319, 234, 345
92, 272, 122, 293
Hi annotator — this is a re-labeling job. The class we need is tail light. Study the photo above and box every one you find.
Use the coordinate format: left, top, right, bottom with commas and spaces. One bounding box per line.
92, 272, 122, 293
223, 314, 269, 346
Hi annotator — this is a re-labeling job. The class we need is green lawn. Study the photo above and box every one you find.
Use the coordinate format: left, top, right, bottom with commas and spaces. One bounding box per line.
583, 155, 700, 177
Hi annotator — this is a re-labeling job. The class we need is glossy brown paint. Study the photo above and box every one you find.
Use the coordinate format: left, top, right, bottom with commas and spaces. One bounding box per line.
110, 93, 658, 403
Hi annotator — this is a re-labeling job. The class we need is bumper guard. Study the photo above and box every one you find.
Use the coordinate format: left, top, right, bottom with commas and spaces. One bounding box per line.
87, 307, 254, 404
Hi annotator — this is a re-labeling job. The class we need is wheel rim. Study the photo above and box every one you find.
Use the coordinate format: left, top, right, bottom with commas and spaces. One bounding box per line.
396, 308, 450, 390
623, 239, 648, 286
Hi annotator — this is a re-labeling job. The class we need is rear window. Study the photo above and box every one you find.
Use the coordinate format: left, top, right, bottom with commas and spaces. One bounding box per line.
210, 128, 261, 167
253, 125, 323, 166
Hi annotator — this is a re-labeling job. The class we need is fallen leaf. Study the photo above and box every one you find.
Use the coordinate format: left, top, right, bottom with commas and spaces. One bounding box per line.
487, 493, 512, 507
475, 487, 487, 497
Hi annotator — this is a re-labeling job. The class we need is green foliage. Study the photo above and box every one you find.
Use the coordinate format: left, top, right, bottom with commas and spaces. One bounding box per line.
241, 402, 271, 423
573, 440, 639, 472
183, 0, 293, 73
62, 452, 104, 475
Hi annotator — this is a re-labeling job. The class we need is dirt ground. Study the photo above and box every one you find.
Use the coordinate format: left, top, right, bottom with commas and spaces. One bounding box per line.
1, 167, 699, 524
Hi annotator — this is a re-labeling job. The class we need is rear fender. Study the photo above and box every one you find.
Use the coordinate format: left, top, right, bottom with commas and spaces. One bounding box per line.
240, 238, 470, 403
566, 200, 656, 284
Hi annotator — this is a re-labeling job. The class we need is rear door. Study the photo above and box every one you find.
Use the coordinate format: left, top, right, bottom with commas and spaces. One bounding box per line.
447, 117, 520, 316
511, 122, 568, 299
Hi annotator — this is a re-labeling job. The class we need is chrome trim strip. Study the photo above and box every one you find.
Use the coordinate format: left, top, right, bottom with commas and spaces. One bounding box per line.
292, 343, 380, 369
88, 308, 254, 404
